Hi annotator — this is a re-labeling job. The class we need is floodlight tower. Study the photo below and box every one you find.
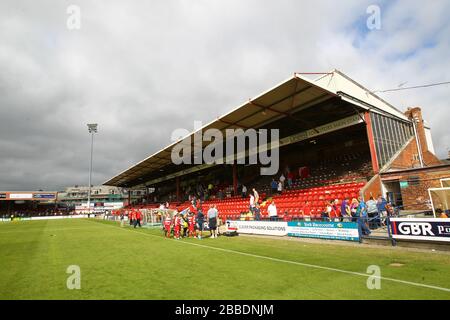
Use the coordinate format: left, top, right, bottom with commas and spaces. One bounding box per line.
87, 123, 98, 216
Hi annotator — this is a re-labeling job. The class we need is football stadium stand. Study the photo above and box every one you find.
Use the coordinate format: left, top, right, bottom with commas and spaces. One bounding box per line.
105, 69, 449, 219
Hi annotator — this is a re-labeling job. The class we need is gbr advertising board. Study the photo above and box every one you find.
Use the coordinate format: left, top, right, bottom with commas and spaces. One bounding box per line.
390, 218, 450, 242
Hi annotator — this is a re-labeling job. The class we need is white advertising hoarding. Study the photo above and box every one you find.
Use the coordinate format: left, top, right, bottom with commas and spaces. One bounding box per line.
226, 220, 288, 236
9, 193, 33, 199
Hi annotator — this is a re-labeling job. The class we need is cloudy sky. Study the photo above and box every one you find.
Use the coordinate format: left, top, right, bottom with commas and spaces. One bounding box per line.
0, 0, 449, 191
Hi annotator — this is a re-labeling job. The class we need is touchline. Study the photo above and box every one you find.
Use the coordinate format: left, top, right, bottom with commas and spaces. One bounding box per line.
171, 121, 280, 175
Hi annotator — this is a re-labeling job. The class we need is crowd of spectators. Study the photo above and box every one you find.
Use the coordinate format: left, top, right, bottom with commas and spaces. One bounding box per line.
0, 207, 72, 220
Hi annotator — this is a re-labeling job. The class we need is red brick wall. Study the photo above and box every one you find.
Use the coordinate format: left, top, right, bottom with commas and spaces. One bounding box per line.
362, 175, 382, 200
382, 167, 450, 210
396, 107, 442, 169
390, 139, 421, 170
389, 139, 442, 170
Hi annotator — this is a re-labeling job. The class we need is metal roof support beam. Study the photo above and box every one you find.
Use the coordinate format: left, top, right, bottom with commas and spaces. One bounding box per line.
248, 100, 290, 116
228, 84, 315, 129
217, 118, 249, 129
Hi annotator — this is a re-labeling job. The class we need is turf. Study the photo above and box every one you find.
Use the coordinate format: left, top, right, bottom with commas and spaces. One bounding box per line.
0, 218, 449, 300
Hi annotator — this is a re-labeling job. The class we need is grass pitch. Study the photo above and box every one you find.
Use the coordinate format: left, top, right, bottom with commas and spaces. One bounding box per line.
0, 218, 449, 300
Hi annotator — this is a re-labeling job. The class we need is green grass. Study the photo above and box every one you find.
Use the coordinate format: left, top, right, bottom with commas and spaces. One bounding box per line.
0, 218, 449, 300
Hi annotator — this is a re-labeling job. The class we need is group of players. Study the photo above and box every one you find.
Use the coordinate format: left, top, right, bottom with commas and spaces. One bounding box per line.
163, 211, 201, 239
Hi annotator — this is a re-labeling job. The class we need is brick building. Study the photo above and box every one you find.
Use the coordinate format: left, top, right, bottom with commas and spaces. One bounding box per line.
368, 107, 450, 210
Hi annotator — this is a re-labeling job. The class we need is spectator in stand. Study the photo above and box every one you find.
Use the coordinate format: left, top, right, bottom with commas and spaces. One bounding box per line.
279, 174, 286, 187
277, 181, 283, 194
366, 196, 379, 228
320, 201, 328, 221
333, 199, 341, 221
350, 198, 359, 222
283, 210, 290, 222
436, 208, 448, 218
241, 185, 247, 198
287, 171, 294, 188
301, 201, 311, 221
358, 197, 371, 236
207, 205, 218, 238
358, 197, 367, 218
384, 202, 395, 223
341, 198, 351, 222
254, 203, 261, 221
270, 179, 277, 195
325, 201, 332, 220
253, 188, 259, 204
377, 195, 388, 226
249, 193, 255, 214
268, 201, 278, 221
326, 200, 336, 221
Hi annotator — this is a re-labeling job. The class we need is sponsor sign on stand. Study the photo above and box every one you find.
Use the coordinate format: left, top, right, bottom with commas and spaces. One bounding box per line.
390, 218, 450, 242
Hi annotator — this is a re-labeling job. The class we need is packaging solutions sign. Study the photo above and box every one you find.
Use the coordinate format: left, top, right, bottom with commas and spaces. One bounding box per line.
390, 218, 450, 242
9, 193, 33, 200
287, 221, 360, 242
227, 220, 288, 236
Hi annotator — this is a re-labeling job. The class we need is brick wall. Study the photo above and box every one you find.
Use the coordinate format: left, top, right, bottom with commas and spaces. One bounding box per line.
390, 139, 441, 170
382, 167, 450, 210
362, 175, 382, 200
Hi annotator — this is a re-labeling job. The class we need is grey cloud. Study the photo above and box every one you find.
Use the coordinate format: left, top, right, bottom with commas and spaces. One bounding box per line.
0, 0, 448, 191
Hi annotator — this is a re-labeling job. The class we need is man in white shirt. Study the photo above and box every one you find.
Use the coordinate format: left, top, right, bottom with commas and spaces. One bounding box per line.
268, 201, 278, 221
242, 185, 247, 198
207, 205, 218, 238
277, 181, 283, 194
249, 194, 255, 214
279, 174, 286, 187
252, 188, 259, 204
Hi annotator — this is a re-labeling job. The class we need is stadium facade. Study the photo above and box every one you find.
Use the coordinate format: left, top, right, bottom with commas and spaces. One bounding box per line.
0, 191, 58, 217
104, 69, 449, 212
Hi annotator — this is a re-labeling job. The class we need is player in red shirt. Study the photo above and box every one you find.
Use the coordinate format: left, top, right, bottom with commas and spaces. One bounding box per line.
173, 212, 182, 239
163, 213, 172, 238
134, 210, 142, 228
131, 211, 136, 226
187, 212, 196, 237
128, 210, 134, 225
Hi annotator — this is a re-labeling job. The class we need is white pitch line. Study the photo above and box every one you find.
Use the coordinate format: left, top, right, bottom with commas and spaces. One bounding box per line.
98, 221, 450, 293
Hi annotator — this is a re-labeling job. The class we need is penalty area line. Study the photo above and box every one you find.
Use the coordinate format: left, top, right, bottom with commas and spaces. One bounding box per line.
98, 221, 450, 293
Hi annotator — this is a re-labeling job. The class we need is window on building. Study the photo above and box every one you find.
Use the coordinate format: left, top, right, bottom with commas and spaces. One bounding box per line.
407, 176, 420, 186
